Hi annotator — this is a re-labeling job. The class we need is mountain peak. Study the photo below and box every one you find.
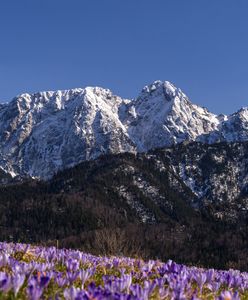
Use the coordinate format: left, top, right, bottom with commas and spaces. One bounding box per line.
0, 80, 248, 179
139, 80, 178, 101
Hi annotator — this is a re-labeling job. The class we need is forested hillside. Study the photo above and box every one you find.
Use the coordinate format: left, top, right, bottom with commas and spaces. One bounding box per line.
1, 145, 248, 270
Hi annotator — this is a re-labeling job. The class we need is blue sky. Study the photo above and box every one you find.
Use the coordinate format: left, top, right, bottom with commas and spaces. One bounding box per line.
0, 0, 247, 114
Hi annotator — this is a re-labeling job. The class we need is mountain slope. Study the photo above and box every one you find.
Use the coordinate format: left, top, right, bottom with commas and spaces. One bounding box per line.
0, 88, 135, 178
153, 142, 248, 221
124, 81, 220, 150
0, 80, 248, 179
1, 145, 248, 270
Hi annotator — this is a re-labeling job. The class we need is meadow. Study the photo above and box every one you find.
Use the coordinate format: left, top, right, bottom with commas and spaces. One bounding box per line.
0, 242, 246, 299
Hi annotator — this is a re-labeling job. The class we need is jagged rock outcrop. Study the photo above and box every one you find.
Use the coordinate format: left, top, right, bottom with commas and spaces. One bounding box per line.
0, 80, 248, 179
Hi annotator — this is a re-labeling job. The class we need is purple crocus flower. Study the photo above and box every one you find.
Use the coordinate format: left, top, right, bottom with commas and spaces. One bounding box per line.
0, 241, 247, 300
66, 259, 80, 272
39, 276, 50, 288
194, 273, 207, 290
121, 274, 132, 292
79, 268, 94, 289
63, 286, 81, 300
0, 253, 9, 268
0, 272, 11, 293
206, 281, 221, 292
26, 284, 43, 300
66, 271, 79, 285
218, 290, 240, 300
55, 274, 67, 287
12, 273, 25, 295
206, 269, 215, 283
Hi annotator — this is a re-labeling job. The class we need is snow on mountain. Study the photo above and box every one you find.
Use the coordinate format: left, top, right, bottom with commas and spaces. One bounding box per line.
205, 108, 248, 143
124, 81, 220, 150
0, 80, 247, 179
0, 88, 135, 178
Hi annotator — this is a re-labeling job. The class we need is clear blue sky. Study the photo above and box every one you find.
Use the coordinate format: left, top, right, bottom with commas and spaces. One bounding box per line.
0, 0, 247, 114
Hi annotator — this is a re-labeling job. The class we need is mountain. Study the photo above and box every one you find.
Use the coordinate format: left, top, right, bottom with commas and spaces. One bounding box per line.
1, 80, 248, 270
0, 87, 135, 179
1, 145, 248, 270
1, 80, 248, 180
124, 81, 220, 150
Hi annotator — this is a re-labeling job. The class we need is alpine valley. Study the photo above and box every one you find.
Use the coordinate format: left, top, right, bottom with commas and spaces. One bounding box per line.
1, 81, 248, 270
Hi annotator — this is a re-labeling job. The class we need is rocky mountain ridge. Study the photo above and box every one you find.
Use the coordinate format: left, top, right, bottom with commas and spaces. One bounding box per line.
0, 80, 248, 179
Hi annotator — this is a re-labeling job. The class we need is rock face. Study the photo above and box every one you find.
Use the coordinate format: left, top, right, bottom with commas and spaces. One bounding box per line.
0, 87, 135, 178
0, 80, 248, 179
124, 81, 221, 150
153, 142, 248, 220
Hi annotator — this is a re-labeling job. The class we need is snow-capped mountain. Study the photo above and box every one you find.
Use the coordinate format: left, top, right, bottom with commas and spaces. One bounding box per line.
124, 81, 221, 150
0, 80, 248, 179
0, 87, 135, 178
